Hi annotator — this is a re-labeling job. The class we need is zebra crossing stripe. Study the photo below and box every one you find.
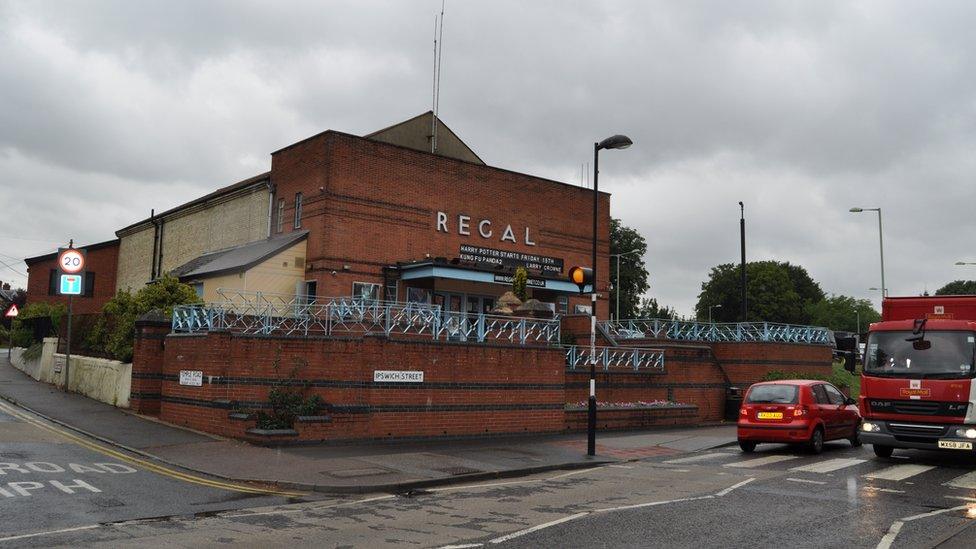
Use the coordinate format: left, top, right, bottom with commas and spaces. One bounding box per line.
664, 453, 730, 464
789, 458, 866, 474
864, 464, 935, 481
945, 470, 976, 489
725, 455, 799, 468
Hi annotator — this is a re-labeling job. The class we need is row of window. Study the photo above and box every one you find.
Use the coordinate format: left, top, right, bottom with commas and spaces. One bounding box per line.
276, 193, 303, 233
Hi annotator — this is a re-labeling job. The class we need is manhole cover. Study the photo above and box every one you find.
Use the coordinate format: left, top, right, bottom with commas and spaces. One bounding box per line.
324, 467, 394, 479
435, 466, 483, 476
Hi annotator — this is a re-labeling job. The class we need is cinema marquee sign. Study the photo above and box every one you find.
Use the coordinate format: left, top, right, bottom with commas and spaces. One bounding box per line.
459, 245, 563, 274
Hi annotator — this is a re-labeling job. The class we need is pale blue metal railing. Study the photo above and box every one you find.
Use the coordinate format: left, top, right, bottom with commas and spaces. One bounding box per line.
565, 345, 666, 372
172, 290, 561, 346
601, 318, 835, 346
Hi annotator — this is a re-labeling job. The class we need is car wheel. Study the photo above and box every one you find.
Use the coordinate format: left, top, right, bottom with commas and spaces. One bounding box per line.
873, 444, 894, 458
739, 440, 757, 453
809, 427, 824, 455
849, 431, 862, 447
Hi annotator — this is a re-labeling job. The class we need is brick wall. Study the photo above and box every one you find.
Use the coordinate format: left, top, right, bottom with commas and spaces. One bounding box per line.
711, 342, 833, 387
158, 332, 566, 442
271, 131, 610, 317
25, 240, 119, 315
129, 316, 170, 414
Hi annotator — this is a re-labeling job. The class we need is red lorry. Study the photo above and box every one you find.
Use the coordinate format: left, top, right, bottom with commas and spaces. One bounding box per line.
853, 296, 976, 457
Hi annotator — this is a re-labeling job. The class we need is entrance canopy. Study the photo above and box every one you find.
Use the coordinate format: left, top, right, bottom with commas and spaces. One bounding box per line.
397, 261, 590, 294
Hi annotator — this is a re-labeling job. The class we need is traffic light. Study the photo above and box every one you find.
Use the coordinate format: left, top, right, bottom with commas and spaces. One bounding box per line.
567, 266, 593, 294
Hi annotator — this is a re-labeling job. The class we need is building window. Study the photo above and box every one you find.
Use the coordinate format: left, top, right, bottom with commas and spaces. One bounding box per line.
407, 287, 430, 304
352, 282, 380, 302
294, 192, 303, 229
47, 269, 57, 296
557, 296, 568, 315
276, 199, 284, 233
192, 282, 204, 298
83, 271, 95, 297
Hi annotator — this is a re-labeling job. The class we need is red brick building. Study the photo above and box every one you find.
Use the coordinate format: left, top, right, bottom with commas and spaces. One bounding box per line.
24, 239, 120, 315
270, 115, 610, 317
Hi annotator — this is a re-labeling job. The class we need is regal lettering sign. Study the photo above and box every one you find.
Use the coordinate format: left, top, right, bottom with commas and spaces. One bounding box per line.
459, 245, 563, 274
436, 211, 536, 246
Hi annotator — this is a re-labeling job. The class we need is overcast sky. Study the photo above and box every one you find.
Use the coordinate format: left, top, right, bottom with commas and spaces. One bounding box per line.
2, 0, 975, 317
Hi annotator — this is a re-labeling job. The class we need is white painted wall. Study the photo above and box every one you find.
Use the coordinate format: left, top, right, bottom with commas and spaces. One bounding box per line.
9, 338, 131, 408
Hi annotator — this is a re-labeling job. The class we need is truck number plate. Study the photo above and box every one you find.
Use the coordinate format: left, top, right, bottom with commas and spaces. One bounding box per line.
938, 440, 973, 450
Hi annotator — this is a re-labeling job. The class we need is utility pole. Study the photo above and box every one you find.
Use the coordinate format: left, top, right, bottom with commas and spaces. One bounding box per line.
739, 202, 747, 322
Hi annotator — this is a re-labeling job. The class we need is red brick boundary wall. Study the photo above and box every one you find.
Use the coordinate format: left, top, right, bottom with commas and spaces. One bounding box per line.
130, 314, 169, 414
158, 332, 565, 443
565, 405, 699, 431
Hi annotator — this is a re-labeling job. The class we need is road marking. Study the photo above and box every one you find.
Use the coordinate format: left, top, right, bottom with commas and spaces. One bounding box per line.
724, 455, 798, 468
0, 524, 100, 543
0, 400, 304, 497
946, 470, 976, 490
786, 478, 826, 485
864, 464, 935, 482
609, 464, 634, 469
876, 504, 970, 549
221, 495, 397, 519
548, 467, 603, 480
863, 486, 905, 494
664, 453, 729, 464
789, 458, 866, 474
594, 495, 714, 513
488, 512, 590, 544
440, 544, 483, 549
714, 477, 755, 496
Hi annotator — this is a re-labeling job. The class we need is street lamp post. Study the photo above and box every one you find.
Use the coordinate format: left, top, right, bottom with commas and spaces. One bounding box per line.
850, 207, 886, 297
611, 248, 641, 321
589, 134, 633, 457
708, 304, 722, 323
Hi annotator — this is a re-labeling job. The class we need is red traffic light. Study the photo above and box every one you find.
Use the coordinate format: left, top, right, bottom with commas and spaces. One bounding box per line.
568, 266, 593, 294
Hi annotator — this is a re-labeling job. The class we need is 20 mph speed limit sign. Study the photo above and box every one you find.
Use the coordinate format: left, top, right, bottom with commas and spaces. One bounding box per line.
58, 248, 85, 274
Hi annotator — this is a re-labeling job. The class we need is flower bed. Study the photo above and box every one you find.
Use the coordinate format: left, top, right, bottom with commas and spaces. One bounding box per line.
567, 400, 687, 409
564, 401, 699, 432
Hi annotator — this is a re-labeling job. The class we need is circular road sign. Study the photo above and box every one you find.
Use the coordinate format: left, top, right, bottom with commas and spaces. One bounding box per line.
58, 248, 85, 274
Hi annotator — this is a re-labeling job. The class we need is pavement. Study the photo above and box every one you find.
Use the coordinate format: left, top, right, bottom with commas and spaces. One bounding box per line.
0, 357, 737, 494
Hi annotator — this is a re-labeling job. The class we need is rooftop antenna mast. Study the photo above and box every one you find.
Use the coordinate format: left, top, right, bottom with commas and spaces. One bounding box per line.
431, 0, 445, 153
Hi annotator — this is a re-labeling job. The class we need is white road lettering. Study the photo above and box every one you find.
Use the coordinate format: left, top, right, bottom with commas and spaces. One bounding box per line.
69, 463, 106, 474
95, 462, 137, 474
0, 486, 13, 498
0, 463, 29, 474
8, 481, 45, 496
25, 462, 65, 473
50, 479, 101, 494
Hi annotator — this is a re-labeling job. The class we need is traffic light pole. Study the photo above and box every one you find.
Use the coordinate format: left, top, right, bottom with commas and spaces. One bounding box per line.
589, 142, 599, 457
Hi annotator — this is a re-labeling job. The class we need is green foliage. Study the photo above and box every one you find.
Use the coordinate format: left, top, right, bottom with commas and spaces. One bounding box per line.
247, 348, 323, 430
935, 280, 976, 296
21, 341, 43, 362
88, 274, 201, 362
696, 261, 824, 324
609, 218, 650, 319
761, 362, 859, 396
10, 302, 67, 346
637, 297, 678, 320
512, 266, 528, 301
804, 294, 880, 333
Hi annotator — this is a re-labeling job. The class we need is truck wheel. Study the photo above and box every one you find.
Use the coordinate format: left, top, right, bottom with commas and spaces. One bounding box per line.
873, 445, 894, 458
809, 427, 824, 455
739, 440, 756, 453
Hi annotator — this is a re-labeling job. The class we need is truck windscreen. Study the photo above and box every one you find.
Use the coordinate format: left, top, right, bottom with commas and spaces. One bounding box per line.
864, 331, 976, 379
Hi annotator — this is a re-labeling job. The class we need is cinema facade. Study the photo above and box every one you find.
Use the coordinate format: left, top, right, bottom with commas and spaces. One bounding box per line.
23, 113, 836, 443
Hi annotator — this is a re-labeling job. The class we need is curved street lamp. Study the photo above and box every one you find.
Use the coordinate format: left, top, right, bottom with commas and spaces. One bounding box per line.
588, 133, 633, 457
850, 207, 886, 297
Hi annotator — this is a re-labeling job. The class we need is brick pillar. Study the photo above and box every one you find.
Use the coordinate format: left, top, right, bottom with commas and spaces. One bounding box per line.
559, 314, 613, 346
130, 311, 170, 415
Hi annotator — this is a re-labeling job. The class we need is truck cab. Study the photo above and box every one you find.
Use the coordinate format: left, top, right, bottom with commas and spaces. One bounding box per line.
856, 297, 976, 457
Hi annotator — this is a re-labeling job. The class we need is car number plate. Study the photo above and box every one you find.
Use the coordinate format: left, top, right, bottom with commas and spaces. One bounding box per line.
938, 440, 973, 450
757, 412, 783, 420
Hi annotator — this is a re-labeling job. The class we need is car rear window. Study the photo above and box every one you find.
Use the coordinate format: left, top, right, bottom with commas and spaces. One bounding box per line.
745, 384, 799, 404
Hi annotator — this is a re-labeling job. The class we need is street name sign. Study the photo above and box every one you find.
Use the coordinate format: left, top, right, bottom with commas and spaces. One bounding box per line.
373, 370, 424, 383
179, 370, 203, 386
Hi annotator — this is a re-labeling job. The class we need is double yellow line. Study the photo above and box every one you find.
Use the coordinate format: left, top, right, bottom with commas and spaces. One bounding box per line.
0, 399, 305, 498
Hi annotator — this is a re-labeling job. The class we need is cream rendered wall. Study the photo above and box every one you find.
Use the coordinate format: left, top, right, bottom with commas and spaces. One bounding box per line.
116, 187, 270, 292
200, 240, 307, 302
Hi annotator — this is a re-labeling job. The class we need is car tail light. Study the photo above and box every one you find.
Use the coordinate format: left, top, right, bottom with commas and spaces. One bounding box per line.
740, 407, 748, 416
793, 406, 808, 417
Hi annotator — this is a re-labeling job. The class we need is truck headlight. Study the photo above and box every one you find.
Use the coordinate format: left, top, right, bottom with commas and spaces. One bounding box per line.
861, 422, 880, 432
955, 428, 976, 439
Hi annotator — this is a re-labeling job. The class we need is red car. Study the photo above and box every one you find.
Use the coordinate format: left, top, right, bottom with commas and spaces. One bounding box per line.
737, 380, 862, 454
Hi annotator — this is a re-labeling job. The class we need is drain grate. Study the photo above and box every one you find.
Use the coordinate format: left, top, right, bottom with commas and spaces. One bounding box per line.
435, 466, 482, 476
90, 497, 126, 508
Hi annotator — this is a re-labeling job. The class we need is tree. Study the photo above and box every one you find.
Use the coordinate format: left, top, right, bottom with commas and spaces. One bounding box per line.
695, 261, 824, 324
609, 218, 649, 319
88, 274, 201, 362
512, 266, 528, 301
935, 280, 976, 295
804, 294, 880, 333
638, 297, 678, 320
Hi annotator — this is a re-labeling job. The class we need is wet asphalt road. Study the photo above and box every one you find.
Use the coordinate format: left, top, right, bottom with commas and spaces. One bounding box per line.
0, 399, 318, 545
4, 396, 976, 548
